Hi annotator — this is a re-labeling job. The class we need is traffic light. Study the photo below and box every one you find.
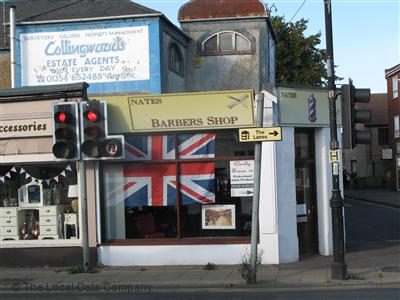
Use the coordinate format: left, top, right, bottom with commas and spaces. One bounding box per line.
52, 102, 80, 160
341, 80, 371, 149
80, 100, 124, 160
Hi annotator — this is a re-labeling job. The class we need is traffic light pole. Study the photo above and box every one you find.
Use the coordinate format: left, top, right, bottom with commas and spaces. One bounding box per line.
79, 160, 90, 272
324, 0, 347, 280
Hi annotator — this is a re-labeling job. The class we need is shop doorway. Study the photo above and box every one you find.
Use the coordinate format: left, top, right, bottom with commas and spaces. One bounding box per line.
295, 129, 318, 256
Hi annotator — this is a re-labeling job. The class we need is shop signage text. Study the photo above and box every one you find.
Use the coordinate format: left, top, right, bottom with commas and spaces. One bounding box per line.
20, 26, 149, 86
278, 88, 342, 127
239, 127, 282, 142
101, 90, 255, 133
230, 160, 254, 197
0, 118, 52, 139
382, 148, 393, 160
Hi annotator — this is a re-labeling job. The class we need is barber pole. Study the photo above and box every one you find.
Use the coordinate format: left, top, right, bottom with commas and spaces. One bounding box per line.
308, 93, 317, 123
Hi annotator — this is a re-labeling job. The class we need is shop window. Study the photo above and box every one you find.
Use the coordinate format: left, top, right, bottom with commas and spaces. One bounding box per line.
202, 31, 251, 55
169, 43, 184, 76
0, 163, 79, 241
393, 75, 398, 99
102, 131, 255, 241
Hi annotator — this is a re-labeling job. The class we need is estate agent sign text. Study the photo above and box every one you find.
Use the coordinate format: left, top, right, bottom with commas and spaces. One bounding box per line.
20, 26, 150, 86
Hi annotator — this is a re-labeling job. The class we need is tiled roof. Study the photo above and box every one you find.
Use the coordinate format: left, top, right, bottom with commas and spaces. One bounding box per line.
178, 0, 267, 22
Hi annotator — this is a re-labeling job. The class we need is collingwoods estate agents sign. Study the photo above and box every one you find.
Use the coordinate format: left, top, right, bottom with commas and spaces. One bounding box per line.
19, 26, 150, 86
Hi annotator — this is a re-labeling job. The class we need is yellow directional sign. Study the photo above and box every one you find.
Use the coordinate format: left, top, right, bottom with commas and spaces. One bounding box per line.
329, 150, 340, 163
239, 127, 282, 142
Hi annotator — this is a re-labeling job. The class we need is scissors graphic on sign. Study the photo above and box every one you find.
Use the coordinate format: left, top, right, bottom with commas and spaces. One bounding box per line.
227, 94, 249, 109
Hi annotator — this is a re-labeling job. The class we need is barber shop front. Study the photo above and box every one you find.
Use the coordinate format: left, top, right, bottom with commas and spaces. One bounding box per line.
97, 90, 260, 265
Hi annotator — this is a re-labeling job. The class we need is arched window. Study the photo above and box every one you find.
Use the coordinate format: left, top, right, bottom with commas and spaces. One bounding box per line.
169, 43, 184, 75
202, 31, 251, 54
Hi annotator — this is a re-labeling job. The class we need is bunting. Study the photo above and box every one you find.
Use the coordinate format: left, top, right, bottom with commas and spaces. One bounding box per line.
0, 164, 74, 186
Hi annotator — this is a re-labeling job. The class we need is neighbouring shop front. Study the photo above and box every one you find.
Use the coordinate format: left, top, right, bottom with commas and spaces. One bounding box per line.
277, 85, 344, 259
0, 85, 94, 267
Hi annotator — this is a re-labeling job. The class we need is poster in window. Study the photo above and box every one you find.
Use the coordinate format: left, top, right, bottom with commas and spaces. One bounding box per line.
202, 205, 236, 230
230, 160, 254, 197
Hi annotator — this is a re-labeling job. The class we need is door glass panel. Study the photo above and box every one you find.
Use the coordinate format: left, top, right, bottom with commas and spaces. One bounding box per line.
295, 133, 310, 159
295, 129, 317, 256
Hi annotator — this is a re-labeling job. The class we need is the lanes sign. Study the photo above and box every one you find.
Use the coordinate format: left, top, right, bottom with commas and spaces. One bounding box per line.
239, 127, 282, 142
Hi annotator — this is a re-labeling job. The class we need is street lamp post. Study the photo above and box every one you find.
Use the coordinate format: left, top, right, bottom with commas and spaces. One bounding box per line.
323, 0, 347, 280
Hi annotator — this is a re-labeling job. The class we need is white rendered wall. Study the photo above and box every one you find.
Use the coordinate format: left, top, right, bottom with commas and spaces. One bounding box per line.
99, 244, 250, 266
275, 127, 299, 263
258, 140, 279, 264
314, 128, 344, 256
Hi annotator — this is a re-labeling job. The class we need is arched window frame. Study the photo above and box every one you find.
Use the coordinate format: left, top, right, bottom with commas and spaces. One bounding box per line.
168, 42, 184, 76
201, 31, 252, 55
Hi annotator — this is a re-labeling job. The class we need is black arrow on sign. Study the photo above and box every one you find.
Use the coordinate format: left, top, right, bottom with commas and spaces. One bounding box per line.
269, 130, 279, 136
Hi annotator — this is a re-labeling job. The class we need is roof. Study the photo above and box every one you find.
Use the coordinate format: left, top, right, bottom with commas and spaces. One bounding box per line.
0, 0, 161, 49
178, 0, 267, 22
385, 63, 400, 78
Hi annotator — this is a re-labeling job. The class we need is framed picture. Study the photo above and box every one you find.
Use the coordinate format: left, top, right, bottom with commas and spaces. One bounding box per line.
202, 205, 236, 230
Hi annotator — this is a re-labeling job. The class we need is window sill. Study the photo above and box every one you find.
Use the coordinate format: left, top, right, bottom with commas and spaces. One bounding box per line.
200, 51, 253, 56
101, 236, 251, 246
0, 239, 82, 248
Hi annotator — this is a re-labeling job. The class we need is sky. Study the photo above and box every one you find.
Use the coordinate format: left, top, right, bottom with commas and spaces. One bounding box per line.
135, 0, 400, 93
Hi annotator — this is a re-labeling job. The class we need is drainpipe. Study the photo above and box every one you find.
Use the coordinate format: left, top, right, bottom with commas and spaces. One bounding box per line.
9, 5, 17, 88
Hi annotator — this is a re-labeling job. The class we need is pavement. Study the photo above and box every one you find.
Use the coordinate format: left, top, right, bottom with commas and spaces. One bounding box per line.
0, 188, 399, 293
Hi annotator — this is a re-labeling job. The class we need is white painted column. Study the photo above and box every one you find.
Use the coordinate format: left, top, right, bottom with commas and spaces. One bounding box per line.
258, 140, 279, 264
314, 128, 344, 256
259, 127, 298, 264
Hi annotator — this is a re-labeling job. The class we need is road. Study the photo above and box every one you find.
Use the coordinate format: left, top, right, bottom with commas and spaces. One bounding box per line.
2, 198, 399, 300
344, 198, 400, 252
2, 286, 400, 300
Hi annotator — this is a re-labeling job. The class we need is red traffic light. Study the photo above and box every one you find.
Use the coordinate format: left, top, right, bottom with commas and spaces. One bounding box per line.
85, 110, 98, 122
54, 111, 68, 123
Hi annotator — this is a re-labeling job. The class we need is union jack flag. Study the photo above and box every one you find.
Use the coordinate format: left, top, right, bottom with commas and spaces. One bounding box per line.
124, 133, 215, 160
105, 133, 216, 207
123, 162, 215, 206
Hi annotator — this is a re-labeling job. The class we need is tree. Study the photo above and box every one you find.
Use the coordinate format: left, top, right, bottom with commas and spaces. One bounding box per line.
271, 16, 329, 86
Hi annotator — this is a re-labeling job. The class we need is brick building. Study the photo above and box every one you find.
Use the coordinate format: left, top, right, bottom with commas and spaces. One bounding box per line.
385, 63, 400, 191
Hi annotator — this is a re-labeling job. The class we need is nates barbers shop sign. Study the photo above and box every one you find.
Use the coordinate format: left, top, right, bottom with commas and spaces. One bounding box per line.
100, 90, 255, 134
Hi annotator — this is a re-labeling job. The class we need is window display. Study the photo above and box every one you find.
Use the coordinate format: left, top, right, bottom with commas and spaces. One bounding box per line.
0, 163, 79, 241
102, 131, 255, 242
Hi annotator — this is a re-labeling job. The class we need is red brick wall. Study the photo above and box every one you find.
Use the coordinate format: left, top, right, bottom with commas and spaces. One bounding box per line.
385, 65, 400, 190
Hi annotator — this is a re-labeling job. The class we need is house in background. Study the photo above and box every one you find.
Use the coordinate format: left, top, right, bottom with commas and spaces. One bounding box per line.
342, 93, 391, 185
385, 63, 400, 191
